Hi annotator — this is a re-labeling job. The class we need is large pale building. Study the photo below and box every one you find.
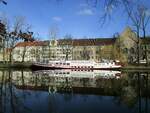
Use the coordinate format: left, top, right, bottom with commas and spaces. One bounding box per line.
12, 39, 73, 62
12, 38, 115, 62
10, 27, 150, 64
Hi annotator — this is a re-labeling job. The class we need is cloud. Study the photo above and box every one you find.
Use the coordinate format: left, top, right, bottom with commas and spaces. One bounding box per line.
77, 8, 94, 16
79, 3, 88, 7
77, 3, 94, 16
0, 11, 4, 17
146, 10, 150, 16
52, 16, 62, 22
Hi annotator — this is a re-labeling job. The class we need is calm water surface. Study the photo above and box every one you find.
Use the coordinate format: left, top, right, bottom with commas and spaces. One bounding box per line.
0, 69, 150, 113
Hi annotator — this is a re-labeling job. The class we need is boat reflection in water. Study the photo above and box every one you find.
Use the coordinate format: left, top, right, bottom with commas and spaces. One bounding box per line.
12, 70, 122, 94
33, 70, 121, 78
0, 70, 150, 113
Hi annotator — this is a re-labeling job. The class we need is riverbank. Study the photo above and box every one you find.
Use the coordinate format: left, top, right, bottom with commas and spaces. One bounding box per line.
0, 62, 150, 71
0, 62, 32, 69
121, 66, 150, 72
121, 63, 150, 71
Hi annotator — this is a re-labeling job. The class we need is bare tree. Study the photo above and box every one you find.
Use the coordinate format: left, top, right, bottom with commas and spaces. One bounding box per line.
49, 24, 59, 40
48, 24, 59, 60
0, 22, 6, 63
0, 0, 7, 5
7, 16, 25, 62
125, 3, 143, 64
123, 4, 150, 65
20, 27, 34, 62
81, 46, 90, 60
3, 16, 34, 63
63, 34, 73, 60
89, 1, 150, 65
0, 14, 10, 63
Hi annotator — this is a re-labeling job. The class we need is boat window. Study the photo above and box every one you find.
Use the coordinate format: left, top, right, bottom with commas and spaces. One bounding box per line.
67, 63, 70, 65
63, 63, 66, 65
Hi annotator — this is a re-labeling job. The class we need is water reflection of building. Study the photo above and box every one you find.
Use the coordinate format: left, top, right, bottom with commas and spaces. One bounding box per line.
1, 70, 150, 113
8, 70, 122, 95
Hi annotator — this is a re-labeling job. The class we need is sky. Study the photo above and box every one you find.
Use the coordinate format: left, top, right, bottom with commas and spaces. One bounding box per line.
0, 0, 150, 40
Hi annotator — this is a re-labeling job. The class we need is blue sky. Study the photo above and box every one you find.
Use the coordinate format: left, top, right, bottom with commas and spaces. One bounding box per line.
0, 0, 150, 40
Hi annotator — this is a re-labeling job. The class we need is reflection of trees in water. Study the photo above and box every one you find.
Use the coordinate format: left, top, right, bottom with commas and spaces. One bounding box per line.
0, 70, 5, 113
119, 72, 138, 108
80, 78, 90, 87
63, 93, 73, 102
0, 70, 150, 113
0, 70, 32, 113
95, 78, 124, 96
137, 72, 149, 113
112, 72, 150, 113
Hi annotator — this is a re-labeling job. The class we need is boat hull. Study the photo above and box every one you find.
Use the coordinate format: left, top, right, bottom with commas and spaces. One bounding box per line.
31, 64, 121, 71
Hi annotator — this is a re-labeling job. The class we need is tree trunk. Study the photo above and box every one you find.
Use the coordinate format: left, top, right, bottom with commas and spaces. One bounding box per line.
22, 46, 26, 62
137, 28, 140, 65
2, 37, 5, 64
9, 51, 12, 63
143, 28, 148, 66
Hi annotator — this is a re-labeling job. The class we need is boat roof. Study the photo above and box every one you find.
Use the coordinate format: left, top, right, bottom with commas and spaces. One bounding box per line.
49, 60, 94, 63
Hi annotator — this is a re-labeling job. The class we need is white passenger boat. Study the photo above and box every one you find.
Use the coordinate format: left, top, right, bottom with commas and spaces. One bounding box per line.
31, 60, 122, 70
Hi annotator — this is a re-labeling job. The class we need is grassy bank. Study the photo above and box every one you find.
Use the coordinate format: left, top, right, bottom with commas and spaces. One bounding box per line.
0, 62, 32, 69
121, 64, 150, 72
122, 66, 150, 70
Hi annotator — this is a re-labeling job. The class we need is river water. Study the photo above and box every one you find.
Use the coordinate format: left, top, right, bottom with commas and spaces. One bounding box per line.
0, 69, 149, 113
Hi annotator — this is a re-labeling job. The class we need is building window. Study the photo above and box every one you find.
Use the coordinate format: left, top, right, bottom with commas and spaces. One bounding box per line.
130, 47, 135, 54
123, 48, 128, 54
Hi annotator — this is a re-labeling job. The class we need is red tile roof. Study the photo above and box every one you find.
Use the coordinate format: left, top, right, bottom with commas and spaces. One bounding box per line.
15, 41, 48, 47
15, 38, 116, 47
58, 38, 116, 46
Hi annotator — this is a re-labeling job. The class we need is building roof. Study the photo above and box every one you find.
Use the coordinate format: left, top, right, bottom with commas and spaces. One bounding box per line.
58, 38, 116, 46
15, 38, 116, 47
15, 41, 48, 47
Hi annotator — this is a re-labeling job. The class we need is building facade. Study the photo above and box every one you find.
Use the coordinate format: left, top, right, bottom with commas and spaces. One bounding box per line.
11, 27, 150, 64
12, 40, 73, 62
140, 38, 150, 64
12, 38, 116, 62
